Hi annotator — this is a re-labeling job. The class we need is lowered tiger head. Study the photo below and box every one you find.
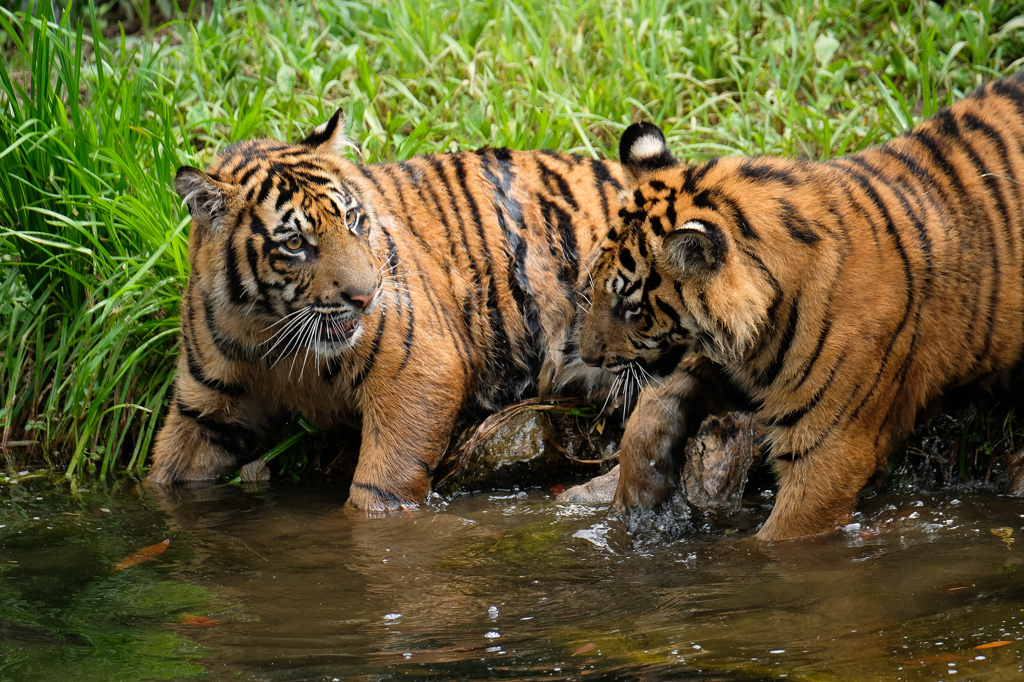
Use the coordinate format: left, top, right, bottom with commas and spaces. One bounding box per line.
175, 111, 382, 361
580, 122, 783, 378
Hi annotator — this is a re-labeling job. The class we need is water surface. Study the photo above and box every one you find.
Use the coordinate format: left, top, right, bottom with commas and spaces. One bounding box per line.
2, 480, 1023, 681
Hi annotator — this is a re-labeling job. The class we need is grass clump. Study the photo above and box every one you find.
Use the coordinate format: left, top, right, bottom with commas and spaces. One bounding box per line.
0, 0, 1022, 483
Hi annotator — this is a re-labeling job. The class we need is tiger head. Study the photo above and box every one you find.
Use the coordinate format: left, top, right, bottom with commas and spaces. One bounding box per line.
580, 123, 781, 378
175, 111, 382, 361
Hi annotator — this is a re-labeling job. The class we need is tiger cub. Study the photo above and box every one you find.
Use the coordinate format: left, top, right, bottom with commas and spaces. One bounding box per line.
580, 73, 1024, 541
149, 112, 725, 511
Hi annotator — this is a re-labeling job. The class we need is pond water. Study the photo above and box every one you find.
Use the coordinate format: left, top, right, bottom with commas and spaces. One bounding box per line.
2, 479, 1024, 681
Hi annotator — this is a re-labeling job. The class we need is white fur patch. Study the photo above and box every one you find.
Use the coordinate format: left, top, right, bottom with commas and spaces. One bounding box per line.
679, 220, 707, 233
630, 134, 665, 160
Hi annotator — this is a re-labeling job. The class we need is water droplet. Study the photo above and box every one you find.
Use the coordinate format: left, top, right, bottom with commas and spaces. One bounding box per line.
485, 631, 500, 639
383, 613, 401, 621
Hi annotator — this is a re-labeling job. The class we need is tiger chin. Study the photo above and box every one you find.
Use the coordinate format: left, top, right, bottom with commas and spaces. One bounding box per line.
148, 110, 733, 512
581, 72, 1024, 542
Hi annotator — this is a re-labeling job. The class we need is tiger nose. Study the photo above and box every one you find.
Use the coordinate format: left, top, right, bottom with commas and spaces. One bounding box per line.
580, 342, 606, 367
346, 288, 376, 309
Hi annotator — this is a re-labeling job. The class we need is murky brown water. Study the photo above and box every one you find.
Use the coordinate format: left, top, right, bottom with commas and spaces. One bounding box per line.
2, 480, 1024, 681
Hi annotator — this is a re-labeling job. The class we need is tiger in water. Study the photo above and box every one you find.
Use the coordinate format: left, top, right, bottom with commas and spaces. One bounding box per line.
149, 111, 728, 510
580, 72, 1024, 541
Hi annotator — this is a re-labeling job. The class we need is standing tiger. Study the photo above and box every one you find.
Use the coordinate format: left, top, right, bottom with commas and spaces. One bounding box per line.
580, 73, 1024, 541
148, 111, 726, 511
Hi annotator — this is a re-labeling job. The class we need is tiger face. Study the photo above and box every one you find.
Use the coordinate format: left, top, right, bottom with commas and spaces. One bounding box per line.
174, 112, 382, 361
580, 123, 779, 380
580, 223, 700, 378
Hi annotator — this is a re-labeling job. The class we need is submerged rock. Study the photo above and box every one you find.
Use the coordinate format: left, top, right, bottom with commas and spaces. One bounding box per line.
437, 403, 618, 495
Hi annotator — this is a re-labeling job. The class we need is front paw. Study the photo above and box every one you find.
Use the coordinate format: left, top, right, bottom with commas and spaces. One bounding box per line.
612, 456, 675, 512
346, 481, 416, 511
147, 449, 233, 484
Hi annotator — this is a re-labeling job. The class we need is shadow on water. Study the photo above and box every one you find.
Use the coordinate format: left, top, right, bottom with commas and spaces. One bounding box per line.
2, 478, 1024, 681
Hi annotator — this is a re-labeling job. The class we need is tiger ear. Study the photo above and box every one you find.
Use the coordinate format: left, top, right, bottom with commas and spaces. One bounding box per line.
659, 221, 722, 276
174, 166, 232, 229
301, 109, 361, 159
620, 122, 678, 175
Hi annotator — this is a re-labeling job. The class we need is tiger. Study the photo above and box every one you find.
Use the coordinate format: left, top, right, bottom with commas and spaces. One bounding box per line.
579, 72, 1024, 541
147, 110, 729, 511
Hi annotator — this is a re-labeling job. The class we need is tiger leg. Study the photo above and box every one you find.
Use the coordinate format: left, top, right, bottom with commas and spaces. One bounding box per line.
756, 433, 882, 541
346, 372, 465, 511
614, 356, 729, 510
148, 380, 269, 483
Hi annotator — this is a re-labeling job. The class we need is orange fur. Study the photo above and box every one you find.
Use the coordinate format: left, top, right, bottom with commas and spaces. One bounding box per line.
581, 73, 1024, 541
149, 112, 728, 509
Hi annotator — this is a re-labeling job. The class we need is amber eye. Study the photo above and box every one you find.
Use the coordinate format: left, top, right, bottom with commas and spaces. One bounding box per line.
345, 208, 359, 230
285, 234, 304, 251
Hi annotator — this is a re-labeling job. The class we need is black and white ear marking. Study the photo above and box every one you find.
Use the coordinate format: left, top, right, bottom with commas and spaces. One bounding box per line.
174, 166, 229, 227
659, 221, 723, 275
301, 109, 361, 159
619, 122, 678, 172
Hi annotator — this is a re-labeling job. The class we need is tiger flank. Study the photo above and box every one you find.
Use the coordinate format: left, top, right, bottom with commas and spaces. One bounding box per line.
148, 111, 727, 511
580, 73, 1024, 541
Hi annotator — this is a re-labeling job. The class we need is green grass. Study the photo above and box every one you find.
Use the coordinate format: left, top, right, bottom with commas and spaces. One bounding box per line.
1, 0, 1022, 482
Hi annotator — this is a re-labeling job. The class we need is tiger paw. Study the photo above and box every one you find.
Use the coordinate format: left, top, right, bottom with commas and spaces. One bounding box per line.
346, 481, 415, 512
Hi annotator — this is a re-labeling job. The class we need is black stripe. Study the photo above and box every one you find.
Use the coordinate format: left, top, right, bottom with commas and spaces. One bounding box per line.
768, 355, 843, 429
588, 157, 621, 224
927, 111, 1003, 374
789, 314, 831, 392
836, 163, 917, 423
451, 155, 510, 369
352, 306, 388, 388
683, 157, 718, 193
175, 398, 260, 458
717, 192, 758, 240
846, 155, 933, 265
739, 160, 797, 185
184, 336, 246, 396
200, 297, 252, 362
777, 199, 820, 244
351, 481, 405, 507
754, 297, 799, 388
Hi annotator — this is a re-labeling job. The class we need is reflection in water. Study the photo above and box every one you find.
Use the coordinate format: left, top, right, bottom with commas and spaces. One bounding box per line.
3, 482, 1024, 680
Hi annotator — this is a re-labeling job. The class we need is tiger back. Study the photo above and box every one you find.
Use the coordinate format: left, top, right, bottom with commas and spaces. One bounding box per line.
580, 73, 1024, 541
149, 112, 727, 511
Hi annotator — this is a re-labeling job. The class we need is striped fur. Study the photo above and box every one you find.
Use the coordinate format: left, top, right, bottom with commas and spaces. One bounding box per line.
148, 111, 728, 510
580, 73, 1024, 541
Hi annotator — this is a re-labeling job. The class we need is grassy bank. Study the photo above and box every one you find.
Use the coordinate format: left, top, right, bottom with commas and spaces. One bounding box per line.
1, 0, 1022, 483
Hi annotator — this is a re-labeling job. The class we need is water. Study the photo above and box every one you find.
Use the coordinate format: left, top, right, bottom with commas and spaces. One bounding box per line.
2, 480, 1024, 681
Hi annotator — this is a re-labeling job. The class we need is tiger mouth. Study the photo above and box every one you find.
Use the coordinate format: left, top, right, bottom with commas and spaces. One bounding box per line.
322, 317, 360, 341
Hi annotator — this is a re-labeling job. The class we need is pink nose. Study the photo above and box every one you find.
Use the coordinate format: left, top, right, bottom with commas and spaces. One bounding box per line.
349, 289, 376, 309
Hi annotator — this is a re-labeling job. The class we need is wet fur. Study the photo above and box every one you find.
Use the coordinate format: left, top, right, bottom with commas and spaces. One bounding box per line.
581, 74, 1024, 541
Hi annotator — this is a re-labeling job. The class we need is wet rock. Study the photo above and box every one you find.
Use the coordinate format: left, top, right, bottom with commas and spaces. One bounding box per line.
437, 404, 617, 495
557, 465, 620, 505
682, 411, 763, 514
240, 459, 271, 484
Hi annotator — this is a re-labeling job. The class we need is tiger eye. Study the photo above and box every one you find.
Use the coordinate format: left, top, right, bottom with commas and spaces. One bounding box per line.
285, 234, 304, 251
345, 208, 359, 229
